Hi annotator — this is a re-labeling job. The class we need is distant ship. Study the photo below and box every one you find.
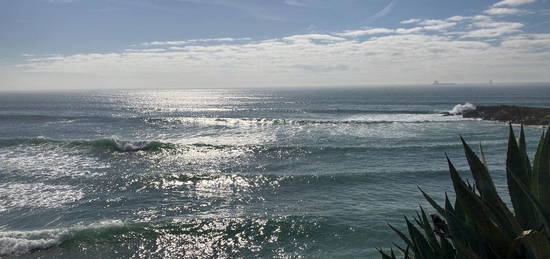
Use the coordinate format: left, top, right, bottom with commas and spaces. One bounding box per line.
432, 80, 456, 86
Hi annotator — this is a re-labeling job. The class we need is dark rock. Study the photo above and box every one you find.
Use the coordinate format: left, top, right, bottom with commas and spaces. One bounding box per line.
462, 105, 550, 125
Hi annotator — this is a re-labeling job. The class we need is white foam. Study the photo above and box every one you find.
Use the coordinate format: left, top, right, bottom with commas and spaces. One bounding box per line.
448, 103, 476, 115
0, 230, 69, 256
345, 113, 466, 123
0, 220, 125, 256
113, 139, 149, 151
0, 183, 84, 212
0, 145, 108, 179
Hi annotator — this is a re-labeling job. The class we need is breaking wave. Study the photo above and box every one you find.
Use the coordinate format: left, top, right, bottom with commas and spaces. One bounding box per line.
0, 137, 175, 152
0, 137, 504, 155
0, 216, 344, 257
0, 220, 128, 256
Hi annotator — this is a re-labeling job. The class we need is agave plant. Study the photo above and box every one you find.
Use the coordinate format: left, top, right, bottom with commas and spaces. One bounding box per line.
380, 125, 550, 259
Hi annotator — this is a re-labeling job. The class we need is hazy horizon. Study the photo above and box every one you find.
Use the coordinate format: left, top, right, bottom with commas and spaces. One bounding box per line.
2, 82, 550, 93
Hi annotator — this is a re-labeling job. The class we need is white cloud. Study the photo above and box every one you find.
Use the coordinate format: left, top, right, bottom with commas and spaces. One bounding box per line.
424, 23, 457, 31
336, 28, 395, 37
473, 15, 492, 21
461, 21, 524, 38
125, 48, 166, 53
395, 27, 424, 34
473, 21, 524, 28
446, 16, 466, 22
189, 37, 245, 43
144, 40, 188, 46
493, 0, 535, 7
400, 18, 421, 24
7, 2, 550, 89
501, 34, 550, 51
418, 20, 442, 26
16, 34, 496, 87
418, 20, 457, 31
484, 7, 525, 15
143, 37, 248, 46
282, 34, 346, 42
11, 29, 550, 88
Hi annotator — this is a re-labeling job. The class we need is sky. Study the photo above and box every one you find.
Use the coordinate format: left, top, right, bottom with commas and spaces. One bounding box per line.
1, 0, 550, 90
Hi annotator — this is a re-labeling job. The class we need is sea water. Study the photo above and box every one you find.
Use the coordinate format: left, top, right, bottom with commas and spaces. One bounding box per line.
1, 86, 549, 258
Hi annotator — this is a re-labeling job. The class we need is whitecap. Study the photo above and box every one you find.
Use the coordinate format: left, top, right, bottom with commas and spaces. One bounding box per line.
0, 220, 125, 256
0, 183, 83, 212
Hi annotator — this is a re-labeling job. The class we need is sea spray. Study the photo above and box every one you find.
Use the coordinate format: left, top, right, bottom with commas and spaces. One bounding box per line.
448, 102, 476, 115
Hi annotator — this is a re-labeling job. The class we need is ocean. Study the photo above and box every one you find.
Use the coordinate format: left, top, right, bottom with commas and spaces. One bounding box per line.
1, 86, 549, 258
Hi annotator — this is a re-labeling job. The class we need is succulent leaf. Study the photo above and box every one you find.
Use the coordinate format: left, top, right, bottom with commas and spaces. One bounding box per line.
383, 126, 550, 259
447, 156, 512, 256
533, 128, 550, 212
419, 187, 445, 216
507, 125, 538, 229
405, 217, 436, 259
461, 137, 522, 237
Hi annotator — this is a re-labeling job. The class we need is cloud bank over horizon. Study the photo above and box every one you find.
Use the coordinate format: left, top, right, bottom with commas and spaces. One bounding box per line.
2, 0, 550, 89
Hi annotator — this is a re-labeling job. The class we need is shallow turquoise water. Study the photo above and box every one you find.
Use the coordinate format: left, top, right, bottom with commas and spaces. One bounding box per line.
1, 86, 549, 258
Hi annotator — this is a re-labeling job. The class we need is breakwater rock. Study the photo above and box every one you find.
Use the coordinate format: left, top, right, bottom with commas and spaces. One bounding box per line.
462, 105, 550, 125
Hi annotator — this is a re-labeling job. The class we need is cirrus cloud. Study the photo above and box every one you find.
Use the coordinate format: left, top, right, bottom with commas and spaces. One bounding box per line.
493, 0, 535, 7
484, 7, 526, 15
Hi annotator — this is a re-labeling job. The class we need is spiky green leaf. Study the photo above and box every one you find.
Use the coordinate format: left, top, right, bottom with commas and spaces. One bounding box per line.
415, 206, 444, 258
508, 229, 550, 259
393, 243, 410, 258
507, 125, 538, 229
447, 155, 512, 257
508, 169, 550, 235
388, 223, 413, 249
419, 187, 445, 216
440, 235, 456, 259
533, 128, 550, 213
461, 137, 521, 237
444, 207, 485, 258
405, 217, 436, 259
378, 248, 398, 259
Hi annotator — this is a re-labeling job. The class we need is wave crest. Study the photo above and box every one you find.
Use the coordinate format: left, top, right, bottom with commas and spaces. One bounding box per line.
87, 138, 173, 152
0, 137, 175, 152
0, 220, 126, 256
145, 114, 465, 127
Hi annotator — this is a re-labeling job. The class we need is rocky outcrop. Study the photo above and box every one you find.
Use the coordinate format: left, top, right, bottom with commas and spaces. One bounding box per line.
462, 105, 550, 125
